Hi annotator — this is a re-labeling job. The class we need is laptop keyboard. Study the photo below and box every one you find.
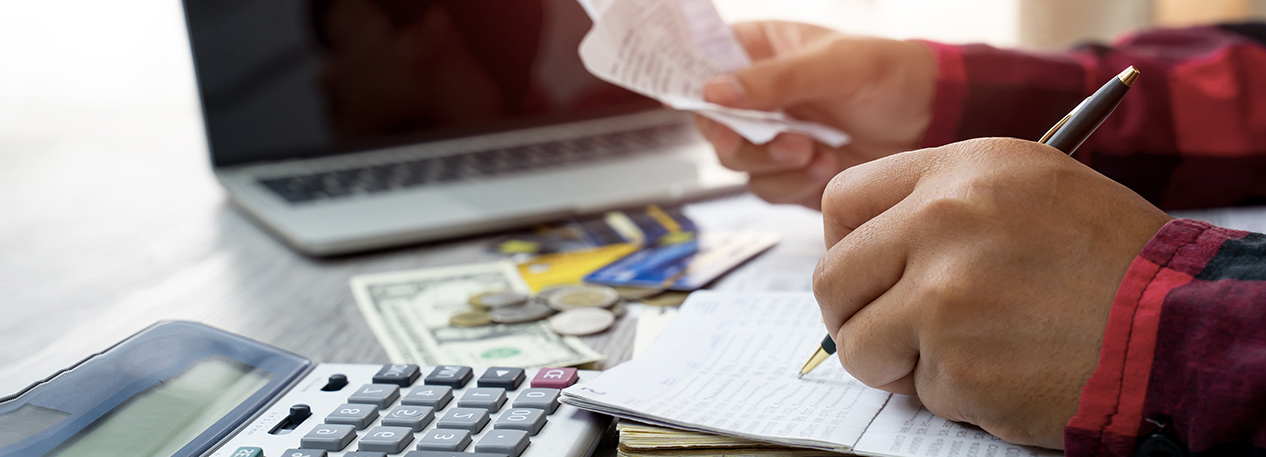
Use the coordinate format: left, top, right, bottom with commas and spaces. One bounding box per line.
258, 124, 697, 204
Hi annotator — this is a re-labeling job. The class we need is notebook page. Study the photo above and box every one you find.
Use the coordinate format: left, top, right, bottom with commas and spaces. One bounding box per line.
853, 395, 1063, 457
562, 291, 890, 452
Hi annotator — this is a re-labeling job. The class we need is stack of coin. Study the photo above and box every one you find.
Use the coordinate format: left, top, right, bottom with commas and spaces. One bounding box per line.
544, 285, 623, 336
451, 285, 631, 335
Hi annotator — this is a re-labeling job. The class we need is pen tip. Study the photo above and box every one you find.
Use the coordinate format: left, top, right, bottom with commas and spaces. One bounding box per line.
1117, 66, 1140, 87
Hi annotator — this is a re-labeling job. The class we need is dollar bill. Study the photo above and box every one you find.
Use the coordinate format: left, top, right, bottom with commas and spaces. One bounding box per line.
351, 260, 603, 367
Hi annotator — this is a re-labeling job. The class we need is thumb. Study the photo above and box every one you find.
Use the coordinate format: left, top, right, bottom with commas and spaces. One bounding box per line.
703, 39, 868, 111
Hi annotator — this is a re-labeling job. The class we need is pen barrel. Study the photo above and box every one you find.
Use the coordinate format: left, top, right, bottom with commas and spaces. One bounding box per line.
1042, 77, 1132, 155
820, 334, 837, 355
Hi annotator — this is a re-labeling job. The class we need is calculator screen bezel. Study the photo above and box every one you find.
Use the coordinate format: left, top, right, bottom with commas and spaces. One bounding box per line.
0, 321, 312, 457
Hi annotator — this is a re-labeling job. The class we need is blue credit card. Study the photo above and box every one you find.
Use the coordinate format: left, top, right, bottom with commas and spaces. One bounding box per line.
584, 232, 780, 291
583, 240, 700, 288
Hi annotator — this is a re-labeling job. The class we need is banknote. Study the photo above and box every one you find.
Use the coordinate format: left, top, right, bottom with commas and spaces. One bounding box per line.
350, 261, 603, 367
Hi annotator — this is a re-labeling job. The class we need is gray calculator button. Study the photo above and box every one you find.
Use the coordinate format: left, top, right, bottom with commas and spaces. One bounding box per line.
300, 424, 356, 451
281, 450, 327, 457
475, 429, 530, 457
373, 364, 421, 387
436, 407, 490, 432
402, 385, 453, 408
358, 426, 415, 454
343, 453, 386, 457
325, 403, 379, 429
493, 408, 547, 435
458, 387, 506, 412
424, 366, 473, 388
403, 452, 506, 457
382, 405, 435, 431
415, 428, 472, 451
477, 367, 525, 390
348, 383, 400, 408
511, 388, 560, 414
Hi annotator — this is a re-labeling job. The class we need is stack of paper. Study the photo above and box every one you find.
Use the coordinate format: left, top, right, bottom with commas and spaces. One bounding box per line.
578, 0, 850, 147
562, 292, 1063, 457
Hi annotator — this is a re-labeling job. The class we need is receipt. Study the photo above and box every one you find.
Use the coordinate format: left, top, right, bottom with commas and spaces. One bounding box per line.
578, 0, 850, 147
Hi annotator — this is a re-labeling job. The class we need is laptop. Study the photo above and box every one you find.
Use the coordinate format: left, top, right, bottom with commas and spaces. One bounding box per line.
181, 0, 745, 256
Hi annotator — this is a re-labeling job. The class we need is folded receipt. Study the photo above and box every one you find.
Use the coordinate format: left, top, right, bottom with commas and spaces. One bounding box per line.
577, 0, 850, 147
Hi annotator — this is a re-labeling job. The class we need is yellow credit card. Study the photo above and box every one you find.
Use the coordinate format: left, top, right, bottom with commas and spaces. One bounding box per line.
517, 243, 641, 292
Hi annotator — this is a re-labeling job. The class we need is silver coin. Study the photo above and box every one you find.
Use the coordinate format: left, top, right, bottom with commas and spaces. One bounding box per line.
609, 302, 627, 318
546, 285, 620, 311
470, 291, 530, 309
490, 303, 556, 324
549, 308, 616, 336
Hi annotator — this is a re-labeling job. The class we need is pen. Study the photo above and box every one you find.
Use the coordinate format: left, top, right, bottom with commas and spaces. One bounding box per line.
796, 65, 1141, 379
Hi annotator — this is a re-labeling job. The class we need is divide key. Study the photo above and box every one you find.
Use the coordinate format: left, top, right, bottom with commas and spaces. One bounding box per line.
530, 367, 577, 389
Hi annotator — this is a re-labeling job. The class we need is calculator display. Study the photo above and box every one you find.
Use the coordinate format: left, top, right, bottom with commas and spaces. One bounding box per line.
47, 356, 272, 457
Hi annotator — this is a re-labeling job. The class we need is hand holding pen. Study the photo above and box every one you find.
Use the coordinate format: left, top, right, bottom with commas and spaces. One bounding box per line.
799, 66, 1141, 379
801, 65, 1168, 448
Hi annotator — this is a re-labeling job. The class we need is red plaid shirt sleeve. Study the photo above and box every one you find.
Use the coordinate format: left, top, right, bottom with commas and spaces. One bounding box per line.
916, 25, 1266, 455
1065, 219, 1266, 456
917, 24, 1266, 211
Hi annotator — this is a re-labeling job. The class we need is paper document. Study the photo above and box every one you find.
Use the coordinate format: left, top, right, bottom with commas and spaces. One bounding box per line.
562, 292, 1062, 456
578, 0, 850, 147
350, 261, 602, 368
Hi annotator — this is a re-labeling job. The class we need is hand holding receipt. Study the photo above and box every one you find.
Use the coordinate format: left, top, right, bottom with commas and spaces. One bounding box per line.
798, 66, 1142, 379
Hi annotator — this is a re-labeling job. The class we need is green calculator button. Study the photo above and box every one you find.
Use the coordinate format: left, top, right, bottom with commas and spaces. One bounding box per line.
230, 447, 263, 457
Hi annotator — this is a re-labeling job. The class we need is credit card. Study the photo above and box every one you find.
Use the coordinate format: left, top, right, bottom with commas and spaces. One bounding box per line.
584, 232, 779, 290
518, 243, 642, 292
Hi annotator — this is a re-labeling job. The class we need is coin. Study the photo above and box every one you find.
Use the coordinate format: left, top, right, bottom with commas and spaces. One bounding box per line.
470, 291, 530, 309
608, 301, 627, 318
450, 310, 493, 327
490, 303, 556, 324
639, 291, 690, 307
547, 285, 620, 311
608, 285, 665, 300
549, 308, 616, 336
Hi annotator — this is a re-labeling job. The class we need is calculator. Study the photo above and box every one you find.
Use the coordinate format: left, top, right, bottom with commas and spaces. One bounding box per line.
0, 321, 611, 457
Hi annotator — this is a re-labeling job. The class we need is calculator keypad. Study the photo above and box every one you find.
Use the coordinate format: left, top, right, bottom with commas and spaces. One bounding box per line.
220, 364, 595, 457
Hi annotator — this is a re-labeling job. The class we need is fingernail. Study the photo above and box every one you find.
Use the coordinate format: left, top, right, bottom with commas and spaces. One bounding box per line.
703, 75, 747, 106
809, 153, 837, 181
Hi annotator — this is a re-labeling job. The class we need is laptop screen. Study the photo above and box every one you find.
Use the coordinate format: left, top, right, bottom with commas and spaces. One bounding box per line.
184, 0, 655, 167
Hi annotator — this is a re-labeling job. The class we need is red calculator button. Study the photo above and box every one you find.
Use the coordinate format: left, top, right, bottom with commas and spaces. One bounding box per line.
530, 368, 578, 389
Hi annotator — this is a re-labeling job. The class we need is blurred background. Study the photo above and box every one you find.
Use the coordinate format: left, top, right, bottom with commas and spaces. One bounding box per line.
5, 0, 1266, 150
2, 0, 1266, 391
